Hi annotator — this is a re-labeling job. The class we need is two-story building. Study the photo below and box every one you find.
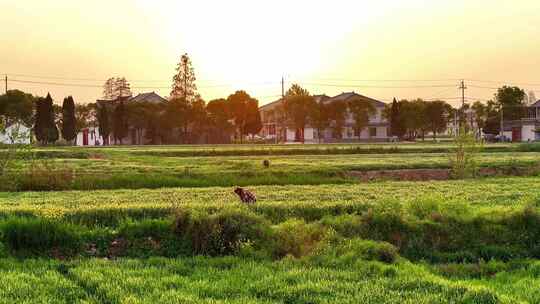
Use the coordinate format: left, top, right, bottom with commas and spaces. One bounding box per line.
501, 100, 540, 142
259, 92, 389, 143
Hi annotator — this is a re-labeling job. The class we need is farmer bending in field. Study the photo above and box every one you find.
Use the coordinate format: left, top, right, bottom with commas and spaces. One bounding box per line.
234, 187, 256, 204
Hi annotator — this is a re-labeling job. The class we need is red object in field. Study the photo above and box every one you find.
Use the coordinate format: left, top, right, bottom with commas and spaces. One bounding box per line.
512, 127, 521, 142
83, 129, 89, 146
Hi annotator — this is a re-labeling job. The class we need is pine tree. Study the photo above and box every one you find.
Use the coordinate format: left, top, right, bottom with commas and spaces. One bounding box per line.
114, 77, 132, 98
170, 53, 198, 101
61, 96, 77, 143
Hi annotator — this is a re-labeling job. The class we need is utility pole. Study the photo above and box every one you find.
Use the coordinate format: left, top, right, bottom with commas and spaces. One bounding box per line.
500, 107, 504, 141
281, 76, 285, 99
4, 75, 7, 94
459, 80, 467, 109
276, 76, 285, 144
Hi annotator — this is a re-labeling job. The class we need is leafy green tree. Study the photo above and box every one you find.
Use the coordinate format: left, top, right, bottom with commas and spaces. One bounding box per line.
61, 96, 77, 143
126, 102, 148, 144
327, 101, 347, 139
424, 100, 450, 140
309, 100, 330, 143
496, 86, 526, 121
283, 84, 315, 143
0, 90, 34, 127
113, 101, 128, 144
165, 97, 192, 143
348, 97, 376, 137
75, 103, 96, 134
245, 99, 262, 139
190, 99, 208, 143
483, 100, 501, 135
207, 99, 234, 144
226, 90, 259, 142
471, 101, 487, 131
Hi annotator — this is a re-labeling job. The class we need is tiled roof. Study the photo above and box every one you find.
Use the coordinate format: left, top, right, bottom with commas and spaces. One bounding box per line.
325, 92, 386, 107
532, 100, 540, 107
259, 93, 384, 110
129, 92, 167, 104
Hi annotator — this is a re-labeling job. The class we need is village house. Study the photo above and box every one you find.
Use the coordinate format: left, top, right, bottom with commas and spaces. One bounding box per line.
259, 92, 389, 143
76, 92, 167, 146
501, 100, 540, 142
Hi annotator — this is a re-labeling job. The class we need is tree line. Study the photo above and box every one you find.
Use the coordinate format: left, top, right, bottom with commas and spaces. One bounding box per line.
0, 52, 534, 145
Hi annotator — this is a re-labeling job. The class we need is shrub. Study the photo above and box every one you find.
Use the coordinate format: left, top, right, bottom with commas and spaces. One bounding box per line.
273, 219, 329, 258
461, 287, 500, 304
173, 207, 272, 256
118, 219, 172, 239
0, 217, 82, 255
0, 241, 6, 258
17, 159, 74, 191
449, 127, 482, 179
320, 238, 398, 264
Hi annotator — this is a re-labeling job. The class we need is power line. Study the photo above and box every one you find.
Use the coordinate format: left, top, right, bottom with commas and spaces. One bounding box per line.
299, 77, 462, 82
299, 82, 456, 89
9, 78, 280, 89
465, 79, 540, 87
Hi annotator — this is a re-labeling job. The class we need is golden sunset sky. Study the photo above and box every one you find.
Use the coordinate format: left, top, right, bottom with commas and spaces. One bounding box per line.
1, 0, 540, 107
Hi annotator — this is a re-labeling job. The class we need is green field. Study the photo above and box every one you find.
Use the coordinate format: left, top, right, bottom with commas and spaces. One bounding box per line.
3, 142, 540, 191
1, 143, 540, 303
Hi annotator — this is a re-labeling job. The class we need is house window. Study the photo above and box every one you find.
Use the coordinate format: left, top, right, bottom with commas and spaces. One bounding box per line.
369, 127, 377, 138
354, 128, 361, 137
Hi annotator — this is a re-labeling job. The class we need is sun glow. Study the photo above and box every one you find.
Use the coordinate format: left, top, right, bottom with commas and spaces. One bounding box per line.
2, 0, 540, 104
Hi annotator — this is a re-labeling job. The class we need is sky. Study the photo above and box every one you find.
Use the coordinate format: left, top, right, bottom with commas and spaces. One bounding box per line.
1, 0, 540, 107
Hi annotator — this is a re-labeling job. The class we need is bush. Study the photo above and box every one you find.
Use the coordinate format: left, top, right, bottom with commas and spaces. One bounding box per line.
17, 159, 74, 191
273, 219, 329, 258
449, 128, 482, 179
313, 238, 398, 265
0, 217, 82, 255
461, 287, 500, 304
173, 207, 272, 256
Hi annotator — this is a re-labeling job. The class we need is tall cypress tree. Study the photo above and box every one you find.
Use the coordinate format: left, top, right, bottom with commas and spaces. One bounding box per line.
97, 104, 110, 145
33, 93, 58, 145
113, 101, 128, 144
61, 96, 77, 143
34, 97, 46, 144
390, 98, 406, 139
44, 93, 59, 144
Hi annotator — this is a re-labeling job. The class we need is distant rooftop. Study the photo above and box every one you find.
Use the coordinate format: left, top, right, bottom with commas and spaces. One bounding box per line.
260, 92, 385, 110
129, 92, 167, 104
96, 92, 167, 104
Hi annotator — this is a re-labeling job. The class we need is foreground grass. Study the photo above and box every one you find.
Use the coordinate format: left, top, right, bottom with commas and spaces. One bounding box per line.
0, 176, 538, 224
2, 256, 538, 303
1, 176, 539, 302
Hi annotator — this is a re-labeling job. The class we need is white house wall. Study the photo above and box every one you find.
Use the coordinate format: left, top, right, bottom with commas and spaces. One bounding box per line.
0, 124, 31, 144
76, 127, 107, 146
522, 125, 536, 142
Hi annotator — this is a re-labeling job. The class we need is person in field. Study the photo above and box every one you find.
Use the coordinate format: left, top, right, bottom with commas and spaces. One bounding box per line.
234, 187, 256, 204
